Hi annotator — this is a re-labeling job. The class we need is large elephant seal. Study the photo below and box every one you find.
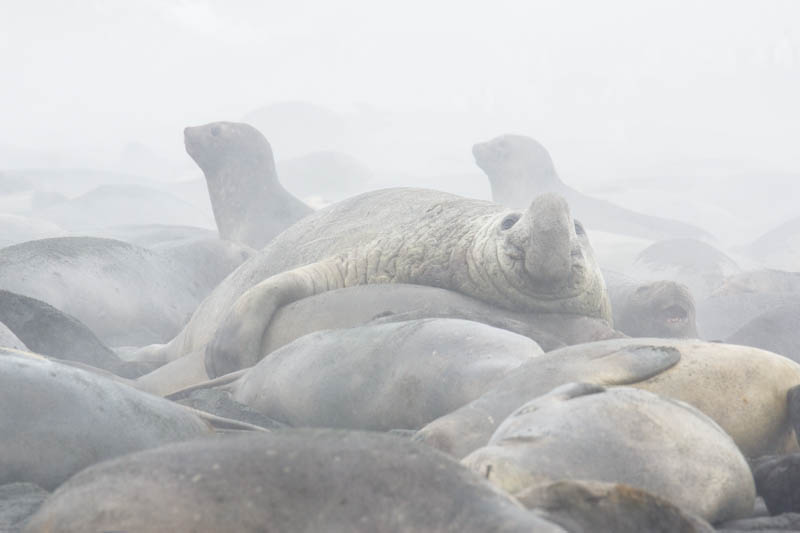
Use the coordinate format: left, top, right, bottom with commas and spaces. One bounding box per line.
168, 319, 543, 428
204, 190, 611, 377
461, 384, 755, 524
134, 188, 611, 379
473, 134, 711, 241
184, 121, 312, 249
415, 338, 800, 459
0, 350, 213, 490
726, 302, 800, 363
25, 430, 565, 533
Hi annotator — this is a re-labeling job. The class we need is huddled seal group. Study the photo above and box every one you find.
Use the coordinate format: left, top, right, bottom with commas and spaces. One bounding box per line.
2, 121, 799, 532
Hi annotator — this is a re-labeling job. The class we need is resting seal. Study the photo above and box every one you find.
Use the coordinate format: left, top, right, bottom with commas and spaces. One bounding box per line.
25, 430, 564, 533
473, 134, 711, 241
202, 189, 611, 377
184, 121, 312, 249
462, 384, 755, 524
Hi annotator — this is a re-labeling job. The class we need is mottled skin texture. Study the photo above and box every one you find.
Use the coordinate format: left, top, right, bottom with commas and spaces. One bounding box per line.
0, 350, 212, 491
204, 189, 611, 377
25, 431, 565, 533
415, 338, 800, 459
603, 269, 697, 338
473, 134, 710, 241
461, 384, 755, 524
184, 121, 312, 249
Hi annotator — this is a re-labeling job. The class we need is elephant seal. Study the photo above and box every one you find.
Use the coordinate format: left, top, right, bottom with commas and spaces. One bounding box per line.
415, 338, 800, 458
0, 236, 238, 346
738, 214, 800, 272
169, 319, 543, 429
473, 134, 711, 241
726, 302, 800, 363
0, 289, 147, 377
461, 384, 755, 524
203, 190, 611, 377
0, 350, 214, 490
603, 269, 697, 338
26, 430, 564, 533
0, 483, 49, 533
184, 121, 312, 249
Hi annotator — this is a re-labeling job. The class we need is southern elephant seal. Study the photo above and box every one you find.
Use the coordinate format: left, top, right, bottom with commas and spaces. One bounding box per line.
25, 430, 565, 533
603, 269, 697, 338
184, 121, 312, 249
0, 321, 26, 350
415, 338, 800, 458
168, 318, 543, 429
203, 189, 611, 377
726, 302, 800, 363
461, 383, 755, 524
0, 236, 236, 346
0, 349, 214, 490
472, 134, 711, 241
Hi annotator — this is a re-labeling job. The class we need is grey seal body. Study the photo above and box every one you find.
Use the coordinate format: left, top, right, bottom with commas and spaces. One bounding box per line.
462, 384, 755, 524
25, 430, 565, 533
0, 350, 212, 490
473, 134, 711, 241
415, 338, 800, 459
174, 318, 543, 431
184, 121, 312, 249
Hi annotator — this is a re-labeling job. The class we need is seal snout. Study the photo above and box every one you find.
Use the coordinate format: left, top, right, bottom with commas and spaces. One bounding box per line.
521, 193, 578, 284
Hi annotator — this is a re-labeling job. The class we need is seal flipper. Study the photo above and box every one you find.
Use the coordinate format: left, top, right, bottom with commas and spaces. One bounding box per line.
579, 345, 681, 386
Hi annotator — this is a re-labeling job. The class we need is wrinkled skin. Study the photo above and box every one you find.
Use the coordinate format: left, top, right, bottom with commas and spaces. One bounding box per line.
184, 121, 312, 249
203, 191, 611, 377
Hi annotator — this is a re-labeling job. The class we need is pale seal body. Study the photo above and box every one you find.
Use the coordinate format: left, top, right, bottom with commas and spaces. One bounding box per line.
415, 338, 800, 458
184, 121, 312, 249
473, 134, 710, 241
0, 350, 212, 490
462, 384, 755, 524
25, 430, 564, 533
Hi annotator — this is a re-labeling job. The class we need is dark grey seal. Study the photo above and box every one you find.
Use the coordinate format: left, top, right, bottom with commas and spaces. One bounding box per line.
25, 430, 564, 533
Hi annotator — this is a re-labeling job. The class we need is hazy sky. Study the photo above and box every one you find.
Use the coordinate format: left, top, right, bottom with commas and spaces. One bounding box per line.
2, 0, 799, 180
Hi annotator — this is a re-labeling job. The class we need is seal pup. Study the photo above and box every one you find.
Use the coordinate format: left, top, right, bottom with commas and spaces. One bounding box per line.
184, 121, 312, 249
473, 134, 711, 241
25, 430, 565, 533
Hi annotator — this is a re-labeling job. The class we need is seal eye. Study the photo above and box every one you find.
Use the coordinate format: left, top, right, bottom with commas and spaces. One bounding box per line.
210, 125, 221, 137
501, 214, 520, 231
574, 221, 585, 236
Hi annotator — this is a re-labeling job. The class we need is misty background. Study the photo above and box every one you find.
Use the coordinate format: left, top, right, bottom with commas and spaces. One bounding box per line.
1, 0, 799, 246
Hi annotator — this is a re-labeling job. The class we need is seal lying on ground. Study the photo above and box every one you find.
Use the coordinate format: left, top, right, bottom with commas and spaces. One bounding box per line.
0, 350, 215, 490
25, 430, 564, 533
167, 319, 543, 429
726, 302, 800, 363
462, 383, 755, 524
473, 134, 711, 241
415, 338, 800, 458
0, 236, 244, 347
184, 121, 312, 249
134, 188, 611, 379
0, 290, 148, 377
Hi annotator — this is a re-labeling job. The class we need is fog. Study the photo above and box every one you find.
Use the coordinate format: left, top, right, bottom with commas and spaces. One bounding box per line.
2, 2, 800, 243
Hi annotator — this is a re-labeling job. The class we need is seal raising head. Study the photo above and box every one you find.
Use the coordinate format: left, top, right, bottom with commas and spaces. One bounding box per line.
184, 121, 311, 249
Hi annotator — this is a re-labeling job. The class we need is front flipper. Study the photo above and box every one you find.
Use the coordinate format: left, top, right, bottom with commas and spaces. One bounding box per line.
204, 260, 345, 378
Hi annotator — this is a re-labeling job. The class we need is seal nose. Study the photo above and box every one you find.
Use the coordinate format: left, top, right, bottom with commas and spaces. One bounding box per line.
523, 193, 575, 283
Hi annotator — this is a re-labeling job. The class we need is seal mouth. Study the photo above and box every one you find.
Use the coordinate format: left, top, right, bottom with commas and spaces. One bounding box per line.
661, 304, 688, 324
